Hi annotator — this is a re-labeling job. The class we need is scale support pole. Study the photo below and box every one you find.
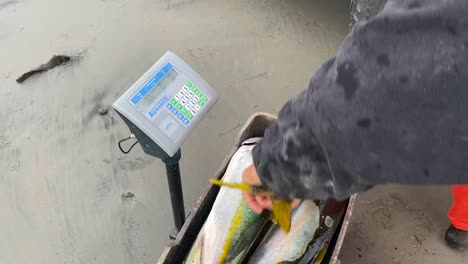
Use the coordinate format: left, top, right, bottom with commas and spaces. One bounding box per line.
162, 150, 186, 232
115, 113, 187, 237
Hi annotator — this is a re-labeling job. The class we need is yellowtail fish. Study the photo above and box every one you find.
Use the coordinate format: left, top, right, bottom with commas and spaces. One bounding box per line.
247, 200, 320, 264
209, 179, 292, 233
186, 138, 326, 264
185, 138, 267, 264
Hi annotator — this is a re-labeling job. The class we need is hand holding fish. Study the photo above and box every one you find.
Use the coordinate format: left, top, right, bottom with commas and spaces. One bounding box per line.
241, 164, 301, 214
209, 164, 301, 232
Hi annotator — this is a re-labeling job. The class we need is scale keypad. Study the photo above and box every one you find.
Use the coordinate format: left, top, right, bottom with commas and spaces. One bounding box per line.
166, 81, 209, 126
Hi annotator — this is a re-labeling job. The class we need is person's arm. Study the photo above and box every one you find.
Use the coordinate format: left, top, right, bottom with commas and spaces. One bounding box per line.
250, 0, 468, 201
251, 60, 368, 201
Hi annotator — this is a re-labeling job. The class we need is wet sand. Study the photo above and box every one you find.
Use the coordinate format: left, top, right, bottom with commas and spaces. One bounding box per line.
0, 0, 346, 262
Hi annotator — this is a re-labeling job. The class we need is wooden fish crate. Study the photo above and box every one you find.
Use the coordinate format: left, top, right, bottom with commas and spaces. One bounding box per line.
157, 113, 356, 264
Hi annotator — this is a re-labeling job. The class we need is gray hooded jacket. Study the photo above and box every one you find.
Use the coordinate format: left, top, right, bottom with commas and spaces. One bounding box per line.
252, 0, 468, 200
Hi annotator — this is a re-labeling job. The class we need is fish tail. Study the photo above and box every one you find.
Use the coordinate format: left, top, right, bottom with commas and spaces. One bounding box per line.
272, 200, 292, 233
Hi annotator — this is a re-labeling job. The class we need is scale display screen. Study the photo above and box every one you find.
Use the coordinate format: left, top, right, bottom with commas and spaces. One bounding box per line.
130, 63, 179, 111
137, 69, 178, 111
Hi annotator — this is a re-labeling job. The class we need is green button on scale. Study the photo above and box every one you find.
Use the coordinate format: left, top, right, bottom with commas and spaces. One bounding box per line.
186, 81, 193, 88
187, 113, 193, 120
181, 108, 188, 115
176, 103, 183, 110
171, 99, 177, 105
198, 101, 205, 107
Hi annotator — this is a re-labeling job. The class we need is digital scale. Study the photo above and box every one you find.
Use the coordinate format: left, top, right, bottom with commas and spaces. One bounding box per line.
113, 51, 218, 157
113, 52, 218, 235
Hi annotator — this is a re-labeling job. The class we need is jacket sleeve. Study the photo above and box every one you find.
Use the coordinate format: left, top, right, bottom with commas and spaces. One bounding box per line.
252, 59, 371, 201
252, 0, 468, 200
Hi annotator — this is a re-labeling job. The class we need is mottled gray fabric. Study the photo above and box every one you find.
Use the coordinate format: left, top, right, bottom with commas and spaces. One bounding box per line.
252, 0, 468, 201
